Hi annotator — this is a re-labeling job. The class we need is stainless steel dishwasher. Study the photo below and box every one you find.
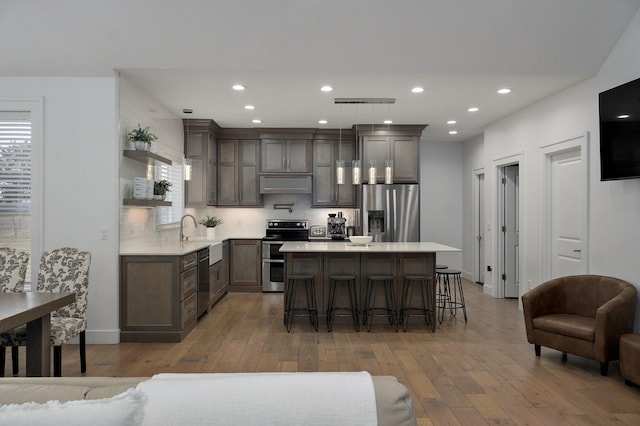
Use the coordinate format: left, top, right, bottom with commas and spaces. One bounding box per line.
197, 248, 210, 318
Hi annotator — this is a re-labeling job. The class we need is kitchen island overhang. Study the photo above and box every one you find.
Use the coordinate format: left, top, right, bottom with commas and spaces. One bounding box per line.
279, 241, 460, 254
280, 242, 460, 331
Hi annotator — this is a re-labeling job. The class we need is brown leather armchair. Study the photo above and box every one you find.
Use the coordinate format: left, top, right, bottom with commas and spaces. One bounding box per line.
522, 275, 637, 376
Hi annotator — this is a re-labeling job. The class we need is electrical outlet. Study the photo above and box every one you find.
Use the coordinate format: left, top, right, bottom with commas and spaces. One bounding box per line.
100, 227, 108, 240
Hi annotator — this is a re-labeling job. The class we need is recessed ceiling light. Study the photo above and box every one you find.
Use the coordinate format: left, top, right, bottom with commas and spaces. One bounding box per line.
318, 119, 328, 124
232, 84, 246, 91
252, 119, 262, 124
497, 88, 512, 94
411, 87, 424, 93
617, 114, 630, 119
467, 107, 479, 112
383, 120, 393, 124
447, 120, 456, 125
320, 86, 333, 92
244, 105, 255, 110
449, 130, 458, 135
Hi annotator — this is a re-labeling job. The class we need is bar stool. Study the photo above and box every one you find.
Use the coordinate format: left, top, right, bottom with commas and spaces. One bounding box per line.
326, 274, 359, 332
435, 264, 449, 323
363, 275, 398, 332
285, 274, 318, 332
399, 275, 434, 332
436, 269, 467, 323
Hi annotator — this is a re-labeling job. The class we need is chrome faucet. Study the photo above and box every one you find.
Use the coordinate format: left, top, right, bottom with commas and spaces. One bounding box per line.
180, 214, 197, 243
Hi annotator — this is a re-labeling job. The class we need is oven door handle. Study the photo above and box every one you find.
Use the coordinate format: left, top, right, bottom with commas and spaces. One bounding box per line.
262, 259, 284, 264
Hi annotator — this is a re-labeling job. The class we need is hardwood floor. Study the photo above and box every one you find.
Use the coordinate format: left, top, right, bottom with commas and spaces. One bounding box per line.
6, 279, 640, 424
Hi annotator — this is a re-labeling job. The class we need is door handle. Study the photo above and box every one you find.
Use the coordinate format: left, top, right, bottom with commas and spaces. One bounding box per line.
573, 249, 581, 253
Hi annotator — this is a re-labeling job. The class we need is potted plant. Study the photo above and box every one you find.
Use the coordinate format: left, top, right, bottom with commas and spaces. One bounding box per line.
153, 179, 172, 200
127, 124, 158, 151
199, 216, 223, 240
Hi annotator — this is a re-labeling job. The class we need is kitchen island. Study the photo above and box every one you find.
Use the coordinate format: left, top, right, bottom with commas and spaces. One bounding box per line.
280, 241, 460, 331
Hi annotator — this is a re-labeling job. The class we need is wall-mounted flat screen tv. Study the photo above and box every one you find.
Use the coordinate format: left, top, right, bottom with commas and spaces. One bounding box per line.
599, 76, 640, 181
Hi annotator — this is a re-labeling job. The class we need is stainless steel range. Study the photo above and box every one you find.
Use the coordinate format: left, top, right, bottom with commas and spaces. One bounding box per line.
262, 219, 309, 292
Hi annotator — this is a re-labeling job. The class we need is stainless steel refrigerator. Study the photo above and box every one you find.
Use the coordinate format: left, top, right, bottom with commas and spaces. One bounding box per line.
361, 184, 420, 242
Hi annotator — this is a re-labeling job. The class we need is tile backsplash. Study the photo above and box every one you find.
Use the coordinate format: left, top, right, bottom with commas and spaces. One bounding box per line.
120, 193, 360, 246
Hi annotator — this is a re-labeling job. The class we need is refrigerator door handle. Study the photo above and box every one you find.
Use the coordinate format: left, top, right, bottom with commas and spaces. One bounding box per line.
385, 188, 395, 241
391, 189, 397, 241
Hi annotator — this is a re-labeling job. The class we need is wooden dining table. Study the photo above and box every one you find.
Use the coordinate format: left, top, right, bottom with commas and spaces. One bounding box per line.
0, 292, 75, 376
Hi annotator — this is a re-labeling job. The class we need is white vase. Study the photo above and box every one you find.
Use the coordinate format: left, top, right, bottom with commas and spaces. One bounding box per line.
134, 141, 150, 151
206, 227, 216, 240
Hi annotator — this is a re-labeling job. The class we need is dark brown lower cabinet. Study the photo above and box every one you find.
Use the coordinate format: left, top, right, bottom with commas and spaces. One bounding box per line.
209, 257, 227, 307
120, 253, 198, 342
229, 239, 261, 292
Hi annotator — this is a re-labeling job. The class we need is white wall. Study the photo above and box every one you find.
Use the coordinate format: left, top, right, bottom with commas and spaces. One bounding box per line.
465, 8, 640, 330
119, 74, 184, 245
0, 77, 120, 343
420, 137, 464, 270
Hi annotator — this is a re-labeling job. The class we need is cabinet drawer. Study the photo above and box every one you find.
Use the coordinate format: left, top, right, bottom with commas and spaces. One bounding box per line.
181, 267, 197, 299
181, 252, 198, 271
181, 293, 197, 329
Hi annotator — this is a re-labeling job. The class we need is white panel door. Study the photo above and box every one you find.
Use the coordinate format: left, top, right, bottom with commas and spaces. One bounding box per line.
551, 148, 586, 276
476, 173, 485, 284
503, 165, 519, 298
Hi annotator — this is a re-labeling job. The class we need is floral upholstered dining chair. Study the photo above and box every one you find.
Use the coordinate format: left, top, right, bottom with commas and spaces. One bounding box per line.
0, 247, 29, 376
0, 247, 29, 293
0, 247, 91, 377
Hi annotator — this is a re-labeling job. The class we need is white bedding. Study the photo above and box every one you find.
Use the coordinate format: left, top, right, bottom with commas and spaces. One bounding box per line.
137, 372, 378, 426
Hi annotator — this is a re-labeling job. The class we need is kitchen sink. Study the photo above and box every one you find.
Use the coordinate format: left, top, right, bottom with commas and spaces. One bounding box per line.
209, 241, 223, 265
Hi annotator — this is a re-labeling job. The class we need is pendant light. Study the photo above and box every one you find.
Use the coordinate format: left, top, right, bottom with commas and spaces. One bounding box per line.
184, 158, 193, 181
336, 105, 345, 185
384, 105, 393, 184
183, 114, 192, 181
352, 104, 361, 185
368, 105, 377, 184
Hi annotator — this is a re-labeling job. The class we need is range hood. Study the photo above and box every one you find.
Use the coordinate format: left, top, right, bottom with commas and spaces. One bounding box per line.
259, 175, 312, 194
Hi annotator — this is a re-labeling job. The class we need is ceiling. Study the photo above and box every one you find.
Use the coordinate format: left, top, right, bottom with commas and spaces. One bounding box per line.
2, 0, 639, 142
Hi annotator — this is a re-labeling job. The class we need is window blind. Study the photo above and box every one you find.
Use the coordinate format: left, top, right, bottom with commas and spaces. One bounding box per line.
154, 160, 184, 227
0, 112, 32, 282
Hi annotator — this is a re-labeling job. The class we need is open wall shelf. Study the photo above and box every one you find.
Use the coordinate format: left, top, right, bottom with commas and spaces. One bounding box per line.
123, 150, 172, 166
123, 199, 172, 207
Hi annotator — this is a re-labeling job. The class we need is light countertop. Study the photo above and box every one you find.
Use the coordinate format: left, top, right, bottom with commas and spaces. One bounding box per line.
120, 241, 218, 256
119, 234, 264, 256
279, 241, 460, 253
